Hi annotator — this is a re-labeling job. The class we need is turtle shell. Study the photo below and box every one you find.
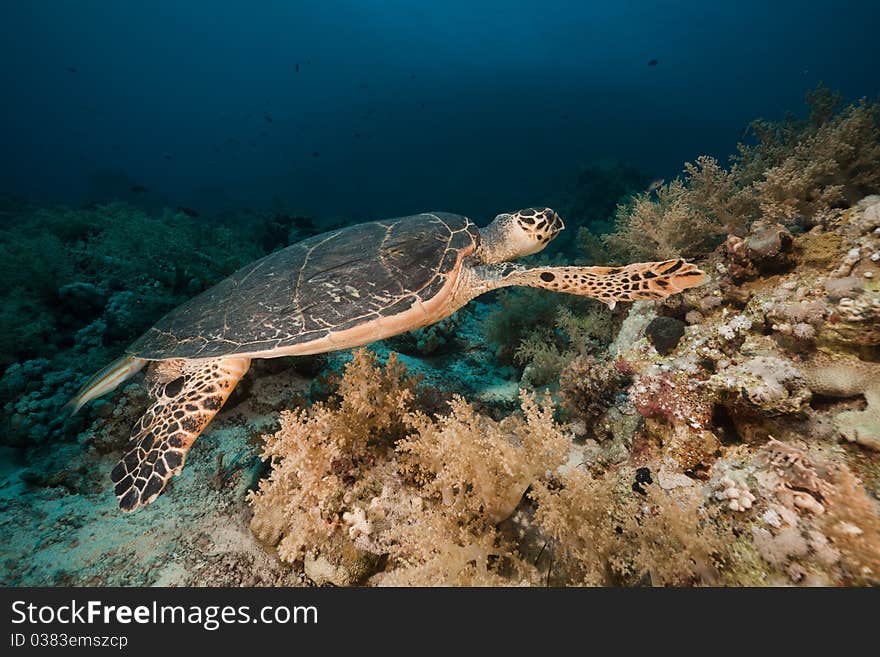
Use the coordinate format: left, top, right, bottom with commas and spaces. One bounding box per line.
126, 212, 480, 359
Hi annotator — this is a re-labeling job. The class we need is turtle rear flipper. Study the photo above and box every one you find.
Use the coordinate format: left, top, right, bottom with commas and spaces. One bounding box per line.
501, 259, 706, 309
111, 357, 250, 511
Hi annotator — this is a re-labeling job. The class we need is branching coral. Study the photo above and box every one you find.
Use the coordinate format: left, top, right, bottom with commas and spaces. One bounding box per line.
746, 98, 880, 224
484, 287, 563, 364
485, 289, 612, 387
514, 333, 572, 388
248, 349, 570, 585
604, 156, 756, 260
399, 392, 568, 523
531, 469, 724, 586
501, 297, 612, 387
602, 86, 880, 261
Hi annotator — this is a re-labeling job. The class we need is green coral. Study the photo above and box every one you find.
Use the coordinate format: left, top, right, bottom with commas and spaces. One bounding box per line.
0, 202, 266, 446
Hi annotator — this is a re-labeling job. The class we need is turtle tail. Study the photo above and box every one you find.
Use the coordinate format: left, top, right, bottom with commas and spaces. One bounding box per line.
66, 355, 147, 414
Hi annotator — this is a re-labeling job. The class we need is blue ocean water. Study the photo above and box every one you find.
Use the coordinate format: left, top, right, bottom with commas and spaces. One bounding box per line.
2, 0, 878, 219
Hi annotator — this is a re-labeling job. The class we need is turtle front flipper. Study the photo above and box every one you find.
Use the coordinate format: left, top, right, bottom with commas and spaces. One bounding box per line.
111, 356, 250, 511
498, 259, 707, 309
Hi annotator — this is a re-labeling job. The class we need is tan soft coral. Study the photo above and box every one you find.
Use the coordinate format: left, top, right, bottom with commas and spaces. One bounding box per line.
249, 348, 728, 586
602, 87, 880, 262
529, 469, 626, 585
249, 350, 419, 562
399, 392, 568, 523
750, 99, 880, 223
821, 465, 880, 584
605, 156, 756, 260
249, 349, 570, 585
371, 508, 526, 586
530, 469, 724, 586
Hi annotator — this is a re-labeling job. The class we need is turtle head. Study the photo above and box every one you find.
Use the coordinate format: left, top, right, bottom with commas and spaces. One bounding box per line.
477, 207, 565, 264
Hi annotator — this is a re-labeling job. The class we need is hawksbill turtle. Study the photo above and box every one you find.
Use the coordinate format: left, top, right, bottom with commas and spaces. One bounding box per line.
70, 208, 705, 511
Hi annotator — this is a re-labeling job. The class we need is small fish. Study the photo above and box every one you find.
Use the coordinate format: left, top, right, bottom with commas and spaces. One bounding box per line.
130, 184, 148, 194
163, 154, 172, 160
295, 63, 300, 73
66, 66, 78, 73
354, 132, 361, 138
264, 112, 273, 123
312, 151, 320, 157
177, 206, 199, 218
647, 178, 665, 193
410, 72, 416, 79
647, 59, 658, 66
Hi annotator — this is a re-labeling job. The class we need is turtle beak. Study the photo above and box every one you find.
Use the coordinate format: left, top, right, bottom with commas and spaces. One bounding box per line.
547, 209, 565, 232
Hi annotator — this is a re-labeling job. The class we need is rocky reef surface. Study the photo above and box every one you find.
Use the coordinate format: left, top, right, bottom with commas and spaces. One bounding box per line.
1, 86, 878, 586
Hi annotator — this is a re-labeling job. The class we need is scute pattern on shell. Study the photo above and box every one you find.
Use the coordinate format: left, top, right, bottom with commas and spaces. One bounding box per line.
126, 213, 480, 359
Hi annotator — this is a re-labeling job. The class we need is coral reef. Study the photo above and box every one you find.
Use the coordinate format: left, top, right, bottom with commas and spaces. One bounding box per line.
249, 350, 568, 585
605, 87, 880, 261
801, 353, 880, 450
743, 88, 880, 223
486, 288, 612, 388
248, 350, 745, 586
2, 86, 879, 588
0, 202, 267, 447
606, 155, 756, 260
599, 193, 880, 584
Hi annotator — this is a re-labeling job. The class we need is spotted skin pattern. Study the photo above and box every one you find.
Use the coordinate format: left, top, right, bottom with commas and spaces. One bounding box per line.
110, 357, 250, 511
511, 207, 565, 245
501, 258, 706, 308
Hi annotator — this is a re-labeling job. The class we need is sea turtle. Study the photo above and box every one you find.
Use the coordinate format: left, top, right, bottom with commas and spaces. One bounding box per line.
69, 208, 706, 511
